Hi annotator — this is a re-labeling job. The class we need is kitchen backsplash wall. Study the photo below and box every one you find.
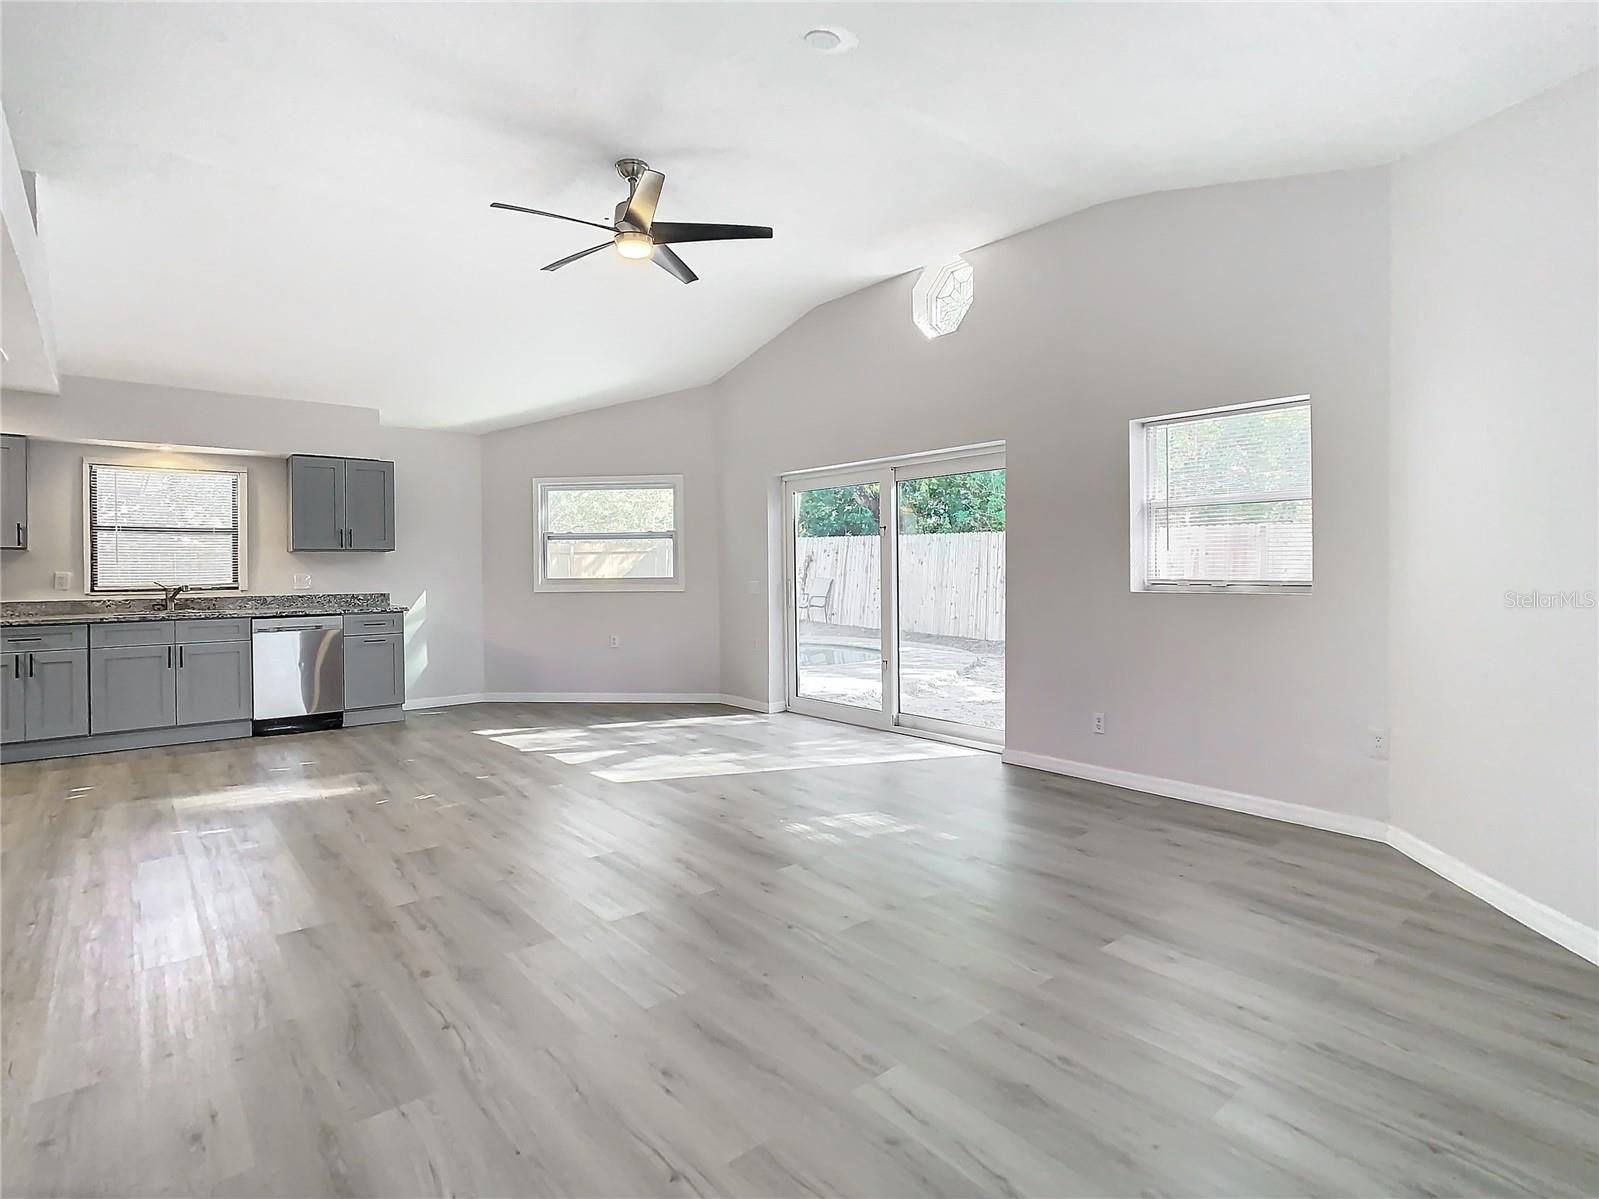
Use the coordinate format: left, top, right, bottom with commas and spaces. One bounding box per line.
0, 379, 485, 703
2, 440, 354, 599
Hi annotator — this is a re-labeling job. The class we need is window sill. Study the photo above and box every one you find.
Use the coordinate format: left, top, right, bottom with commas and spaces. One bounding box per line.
1136, 582, 1312, 596
534, 579, 685, 594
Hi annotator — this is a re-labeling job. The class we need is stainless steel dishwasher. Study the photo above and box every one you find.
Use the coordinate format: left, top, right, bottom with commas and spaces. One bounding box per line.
251, 615, 344, 732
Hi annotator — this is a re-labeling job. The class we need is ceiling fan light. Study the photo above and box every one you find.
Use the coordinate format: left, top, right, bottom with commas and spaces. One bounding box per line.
615, 231, 654, 260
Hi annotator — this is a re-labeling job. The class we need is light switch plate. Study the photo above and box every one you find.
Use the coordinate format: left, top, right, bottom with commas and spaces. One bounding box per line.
292, 574, 313, 590
52, 571, 72, 591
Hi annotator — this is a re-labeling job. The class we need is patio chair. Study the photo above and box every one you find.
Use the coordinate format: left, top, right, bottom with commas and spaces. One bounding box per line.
800, 578, 835, 623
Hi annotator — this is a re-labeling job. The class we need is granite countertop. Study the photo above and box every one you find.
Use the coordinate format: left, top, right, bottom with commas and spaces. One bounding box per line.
1, 592, 404, 627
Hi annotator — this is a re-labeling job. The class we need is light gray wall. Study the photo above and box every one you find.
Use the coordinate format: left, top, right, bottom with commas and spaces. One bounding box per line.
716, 168, 1392, 823
475, 169, 1393, 823
0, 378, 486, 703
479, 387, 722, 697
1389, 71, 1598, 931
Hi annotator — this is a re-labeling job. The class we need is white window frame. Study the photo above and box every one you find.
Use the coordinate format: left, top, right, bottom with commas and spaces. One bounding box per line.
82, 459, 249, 594
533, 474, 685, 593
1129, 395, 1312, 595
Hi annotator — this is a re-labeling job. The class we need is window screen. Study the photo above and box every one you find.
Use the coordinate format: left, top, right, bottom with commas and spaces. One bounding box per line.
87, 463, 244, 592
536, 478, 682, 591
1139, 400, 1311, 588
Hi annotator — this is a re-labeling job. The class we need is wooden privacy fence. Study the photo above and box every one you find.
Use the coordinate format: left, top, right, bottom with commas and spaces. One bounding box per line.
796, 532, 1006, 642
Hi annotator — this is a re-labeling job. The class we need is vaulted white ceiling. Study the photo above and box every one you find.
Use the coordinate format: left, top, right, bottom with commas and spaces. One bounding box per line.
2, 3, 1593, 430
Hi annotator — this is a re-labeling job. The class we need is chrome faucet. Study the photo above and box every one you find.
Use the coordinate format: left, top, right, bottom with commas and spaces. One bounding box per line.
153, 583, 189, 612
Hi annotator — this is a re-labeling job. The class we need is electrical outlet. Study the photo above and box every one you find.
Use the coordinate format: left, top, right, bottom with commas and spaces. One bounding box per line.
52, 571, 72, 591
1093, 712, 1106, 735
292, 574, 313, 591
609, 634, 620, 649
1368, 728, 1389, 760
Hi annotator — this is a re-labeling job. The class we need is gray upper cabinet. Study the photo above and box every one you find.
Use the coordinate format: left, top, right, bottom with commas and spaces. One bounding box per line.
1, 433, 27, 550
1, 654, 25, 743
345, 459, 396, 551
288, 455, 394, 552
91, 643, 178, 735
176, 639, 252, 726
24, 649, 90, 741
288, 455, 345, 551
345, 633, 404, 710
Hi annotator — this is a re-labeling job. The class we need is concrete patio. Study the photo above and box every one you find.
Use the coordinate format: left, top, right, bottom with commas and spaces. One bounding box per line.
795, 622, 1005, 731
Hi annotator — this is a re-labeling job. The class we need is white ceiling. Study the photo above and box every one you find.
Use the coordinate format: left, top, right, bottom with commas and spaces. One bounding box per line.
2, 3, 1593, 431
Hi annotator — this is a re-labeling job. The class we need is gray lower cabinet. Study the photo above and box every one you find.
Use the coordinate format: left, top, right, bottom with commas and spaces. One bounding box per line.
1, 653, 25, 742
345, 633, 404, 710
288, 454, 395, 552
27, 650, 91, 740
1, 433, 27, 550
176, 639, 252, 725
91, 643, 177, 734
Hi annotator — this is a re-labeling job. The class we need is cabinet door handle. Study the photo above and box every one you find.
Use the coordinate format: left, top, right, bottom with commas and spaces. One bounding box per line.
167, 646, 173, 669
12, 656, 18, 679
28, 653, 34, 678
14, 523, 21, 544
178, 645, 185, 668
363, 637, 389, 643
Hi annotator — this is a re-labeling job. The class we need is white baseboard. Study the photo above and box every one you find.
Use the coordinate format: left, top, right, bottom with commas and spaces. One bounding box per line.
474, 691, 723, 704
718, 694, 786, 713
1386, 828, 1599, 965
1000, 748, 1597, 965
1000, 749, 1389, 841
404, 693, 488, 710
408, 692, 782, 711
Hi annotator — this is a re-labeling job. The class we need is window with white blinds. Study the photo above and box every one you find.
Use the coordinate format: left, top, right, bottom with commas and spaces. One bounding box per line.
86, 463, 246, 592
1133, 398, 1312, 591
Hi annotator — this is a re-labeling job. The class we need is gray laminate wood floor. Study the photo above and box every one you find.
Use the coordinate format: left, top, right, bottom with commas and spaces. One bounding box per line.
2, 703, 1595, 1198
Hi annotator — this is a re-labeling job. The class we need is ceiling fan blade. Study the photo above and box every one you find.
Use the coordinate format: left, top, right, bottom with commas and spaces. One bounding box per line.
653, 245, 698, 284
648, 221, 773, 245
540, 243, 611, 272
490, 202, 616, 233
624, 170, 665, 231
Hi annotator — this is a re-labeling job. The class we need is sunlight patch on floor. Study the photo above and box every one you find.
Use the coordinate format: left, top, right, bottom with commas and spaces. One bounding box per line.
471, 710, 984, 781
172, 777, 367, 811
782, 810, 959, 844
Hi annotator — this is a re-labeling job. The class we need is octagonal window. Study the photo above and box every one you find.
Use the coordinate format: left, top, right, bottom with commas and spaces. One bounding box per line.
912, 256, 974, 339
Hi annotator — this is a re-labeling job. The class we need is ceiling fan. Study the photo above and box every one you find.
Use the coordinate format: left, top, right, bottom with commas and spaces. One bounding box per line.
491, 159, 773, 284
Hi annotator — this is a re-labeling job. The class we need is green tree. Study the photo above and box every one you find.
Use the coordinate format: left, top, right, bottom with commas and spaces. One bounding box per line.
796, 472, 1006, 536
898, 469, 1005, 534
797, 484, 881, 536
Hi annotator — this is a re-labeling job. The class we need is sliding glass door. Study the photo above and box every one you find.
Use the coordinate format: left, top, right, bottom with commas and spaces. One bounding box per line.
895, 454, 1006, 740
784, 450, 1005, 744
788, 470, 890, 724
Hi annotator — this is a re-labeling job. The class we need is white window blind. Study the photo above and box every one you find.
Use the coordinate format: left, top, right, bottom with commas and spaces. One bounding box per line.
535, 477, 683, 592
1138, 399, 1311, 589
87, 463, 245, 592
